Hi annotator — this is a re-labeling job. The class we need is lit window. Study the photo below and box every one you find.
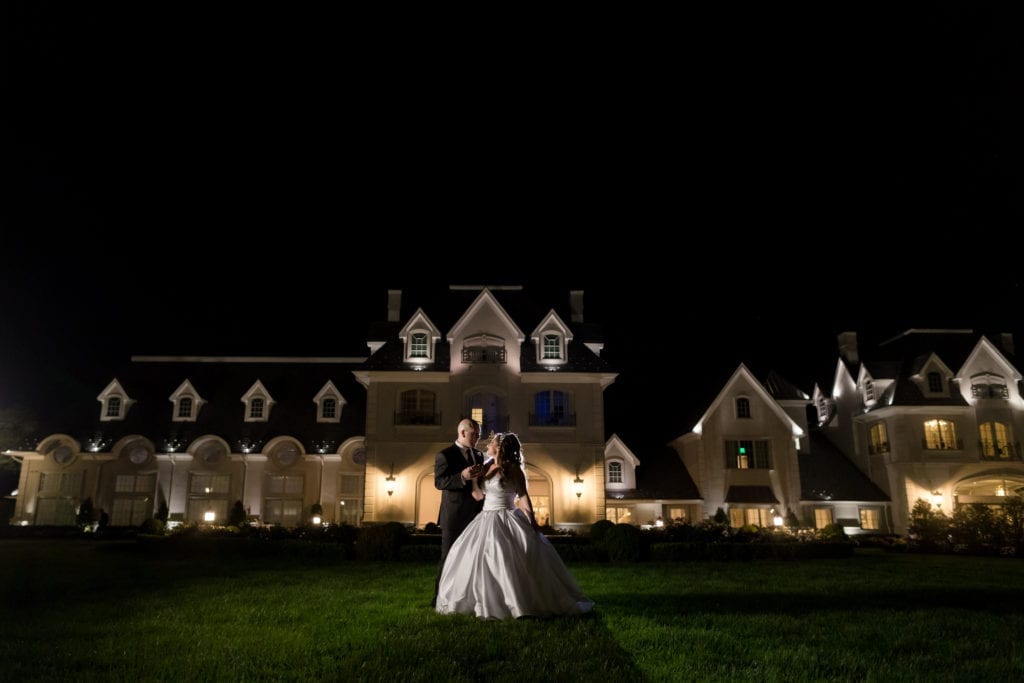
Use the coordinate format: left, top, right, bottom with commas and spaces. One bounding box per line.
178, 397, 193, 418
606, 507, 633, 524
923, 419, 958, 450
816, 397, 830, 423
869, 422, 888, 454
543, 334, 561, 359
859, 508, 879, 530
814, 508, 833, 529
863, 379, 875, 403
927, 372, 943, 393
607, 461, 622, 484
736, 398, 751, 418
979, 422, 1010, 458
725, 440, 771, 469
106, 396, 122, 417
471, 407, 483, 425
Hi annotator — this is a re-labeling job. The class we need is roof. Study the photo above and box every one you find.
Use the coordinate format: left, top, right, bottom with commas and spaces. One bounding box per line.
800, 430, 890, 502
606, 444, 701, 501
724, 486, 779, 504
764, 371, 809, 401
888, 375, 970, 407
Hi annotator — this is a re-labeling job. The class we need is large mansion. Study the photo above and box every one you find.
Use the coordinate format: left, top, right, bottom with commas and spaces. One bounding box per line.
6, 286, 1022, 537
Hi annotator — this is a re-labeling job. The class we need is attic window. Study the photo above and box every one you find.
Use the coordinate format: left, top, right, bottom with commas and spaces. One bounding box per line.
106, 396, 122, 418
927, 372, 943, 393
816, 397, 831, 424
410, 333, 428, 358
543, 334, 562, 360
607, 461, 623, 483
863, 379, 875, 403
178, 397, 193, 418
736, 398, 751, 419
250, 398, 265, 419
322, 398, 336, 419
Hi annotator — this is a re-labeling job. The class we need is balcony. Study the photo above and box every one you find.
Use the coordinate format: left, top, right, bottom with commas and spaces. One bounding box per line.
979, 441, 1023, 461
462, 347, 506, 364
529, 413, 576, 427
972, 384, 1009, 399
868, 442, 890, 455
921, 438, 963, 451
394, 410, 442, 426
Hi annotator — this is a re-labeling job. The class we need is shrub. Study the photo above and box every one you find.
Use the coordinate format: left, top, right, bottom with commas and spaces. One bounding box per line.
139, 518, 166, 535
227, 500, 247, 527
155, 501, 169, 522
713, 507, 728, 524
605, 523, 642, 562
422, 522, 441, 534
357, 522, 408, 561
818, 523, 847, 542
589, 519, 615, 546
76, 498, 95, 529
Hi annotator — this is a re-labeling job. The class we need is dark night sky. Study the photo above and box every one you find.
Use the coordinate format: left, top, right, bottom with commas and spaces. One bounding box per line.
3, 4, 1022, 453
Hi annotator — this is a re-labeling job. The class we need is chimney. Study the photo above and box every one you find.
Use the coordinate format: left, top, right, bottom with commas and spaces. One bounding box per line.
569, 290, 584, 323
1001, 332, 1015, 356
838, 331, 859, 364
387, 289, 402, 322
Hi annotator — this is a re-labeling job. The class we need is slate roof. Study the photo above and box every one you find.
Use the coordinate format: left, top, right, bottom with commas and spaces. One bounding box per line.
799, 430, 890, 502
724, 485, 779, 504
764, 371, 809, 401
45, 358, 366, 454
605, 444, 702, 501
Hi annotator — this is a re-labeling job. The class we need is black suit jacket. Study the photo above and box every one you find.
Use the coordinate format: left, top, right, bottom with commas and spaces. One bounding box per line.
434, 443, 483, 540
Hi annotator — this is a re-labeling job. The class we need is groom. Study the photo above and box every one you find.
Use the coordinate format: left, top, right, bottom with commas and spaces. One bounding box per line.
432, 418, 485, 606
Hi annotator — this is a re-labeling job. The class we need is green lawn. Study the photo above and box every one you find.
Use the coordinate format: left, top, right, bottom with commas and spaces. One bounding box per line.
1, 540, 1022, 680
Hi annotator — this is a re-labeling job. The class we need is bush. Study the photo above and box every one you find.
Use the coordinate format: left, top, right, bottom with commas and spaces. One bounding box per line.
227, 501, 247, 527
356, 522, 408, 561
605, 523, 642, 562
76, 498, 95, 529
139, 518, 165, 535
589, 519, 615, 546
422, 522, 441, 534
818, 523, 848, 542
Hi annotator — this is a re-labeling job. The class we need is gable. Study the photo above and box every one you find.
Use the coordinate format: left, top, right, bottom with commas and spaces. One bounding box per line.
446, 288, 524, 343
692, 365, 803, 437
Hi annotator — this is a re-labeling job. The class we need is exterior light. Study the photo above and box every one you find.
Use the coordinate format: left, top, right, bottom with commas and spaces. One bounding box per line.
385, 463, 396, 497
996, 480, 1006, 497
773, 515, 784, 527
312, 515, 322, 525
204, 511, 215, 522
654, 517, 664, 528
573, 467, 584, 499
930, 491, 943, 507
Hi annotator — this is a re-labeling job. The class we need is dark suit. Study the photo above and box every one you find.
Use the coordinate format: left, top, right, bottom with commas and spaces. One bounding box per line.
433, 442, 484, 604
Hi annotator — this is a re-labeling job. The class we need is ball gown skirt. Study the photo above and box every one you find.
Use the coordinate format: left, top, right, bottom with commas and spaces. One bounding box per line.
435, 476, 594, 619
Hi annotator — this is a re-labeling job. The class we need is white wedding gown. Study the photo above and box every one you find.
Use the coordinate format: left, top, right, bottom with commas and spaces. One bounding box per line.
435, 474, 594, 619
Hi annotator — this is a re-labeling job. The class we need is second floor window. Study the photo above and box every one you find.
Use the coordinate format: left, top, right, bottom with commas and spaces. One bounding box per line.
106, 396, 122, 417
927, 372, 943, 393
410, 332, 428, 358
322, 398, 336, 419
397, 389, 437, 424
532, 390, 571, 426
979, 421, 1010, 458
972, 382, 1009, 399
725, 440, 772, 469
736, 398, 751, 418
607, 461, 623, 483
923, 419, 958, 450
869, 422, 888, 454
178, 397, 193, 418
542, 334, 561, 359
250, 397, 264, 419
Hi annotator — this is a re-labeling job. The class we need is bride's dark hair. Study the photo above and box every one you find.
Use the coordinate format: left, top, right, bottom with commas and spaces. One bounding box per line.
497, 433, 524, 484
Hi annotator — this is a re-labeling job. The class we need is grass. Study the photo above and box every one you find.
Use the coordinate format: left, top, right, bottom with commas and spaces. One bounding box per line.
1, 541, 1023, 680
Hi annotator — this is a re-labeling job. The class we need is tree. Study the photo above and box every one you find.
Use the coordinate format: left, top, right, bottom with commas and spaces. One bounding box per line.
227, 500, 246, 527
77, 497, 95, 528
713, 507, 728, 524
785, 508, 801, 529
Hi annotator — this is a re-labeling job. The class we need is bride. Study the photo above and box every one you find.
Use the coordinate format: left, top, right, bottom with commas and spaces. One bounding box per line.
435, 432, 594, 619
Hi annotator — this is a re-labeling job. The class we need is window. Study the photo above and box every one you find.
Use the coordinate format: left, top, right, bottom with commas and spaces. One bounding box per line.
264, 474, 304, 526
665, 506, 689, 524
869, 422, 889, 454
606, 507, 633, 524
34, 497, 77, 526
979, 422, 1011, 458
972, 382, 1009, 399
531, 390, 573, 426
321, 398, 336, 419
859, 508, 880, 530
397, 389, 438, 425
338, 474, 362, 525
191, 474, 230, 495
863, 379, 875, 403
410, 332, 428, 358
736, 398, 751, 419
725, 440, 772, 469
250, 397, 264, 419
111, 474, 155, 526
115, 474, 155, 494
543, 334, 561, 359
106, 396, 122, 417
814, 508, 833, 529
923, 419, 958, 450
816, 397, 830, 423
607, 461, 623, 484
178, 397, 193, 418
927, 372, 943, 393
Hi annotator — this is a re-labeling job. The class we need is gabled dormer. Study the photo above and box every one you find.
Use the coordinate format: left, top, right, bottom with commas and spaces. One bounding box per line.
812, 384, 833, 426
447, 289, 525, 370
313, 381, 346, 423
169, 379, 206, 423
604, 434, 641, 490
911, 353, 955, 398
399, 308, 441, 366
857, 366, 877, 407
692, 364, 805, 439
241, 380, 275, 422
97, 379, 134, 422
530, 310, 574, 368
957, 336, 1023, 403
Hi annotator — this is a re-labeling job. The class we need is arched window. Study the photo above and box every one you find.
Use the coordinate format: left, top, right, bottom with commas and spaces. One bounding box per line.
397, 389, 438, 425
923, 419, 958, 450
607, 461, 623, 484
178, 397, 193, 418
531, 390, 573, 426
979, 422, 1011, 458
927, 372, 943, 393
736, 397, 751, 419
106, 396, 122, 417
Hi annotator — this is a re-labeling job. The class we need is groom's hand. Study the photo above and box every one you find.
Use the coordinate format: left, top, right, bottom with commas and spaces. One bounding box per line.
462, 464, 483, 480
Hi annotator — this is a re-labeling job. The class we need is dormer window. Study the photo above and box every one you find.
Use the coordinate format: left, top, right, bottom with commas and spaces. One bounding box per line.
399, 308, 440, 365
169, 380, 205, 423
863, 379, 875, 404
462, 333, 507, 364
607, 461, 623, 483
106, 396, 122, 417
313, 381, 345, 424
927, 372, 943, 393
178, 398, 193, 418
543, 334, 562, 360
98, 378, 134, 422
242, 380, 275, 423
736, 397, 751, 419
816, 397, 831, 424
410, 333, 428, 358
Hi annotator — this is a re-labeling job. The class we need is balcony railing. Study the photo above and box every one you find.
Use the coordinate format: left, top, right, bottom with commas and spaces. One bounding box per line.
528, 413, 576, 427
395, 410, 442, 426
978, 441, 1022, 461
868, 442, 890, 455
462, 347, 506, 364
971, 384, 1009, 399
921, 438, 963, 451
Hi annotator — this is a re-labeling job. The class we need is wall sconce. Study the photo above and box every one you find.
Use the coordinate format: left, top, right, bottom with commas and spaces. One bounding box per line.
204, 511, 215, 522
385, 463, 396, 497
996, 480, 1006, 497
573, 467, 584, 499
312, 515, 322, 525
930, 491, 943, 507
